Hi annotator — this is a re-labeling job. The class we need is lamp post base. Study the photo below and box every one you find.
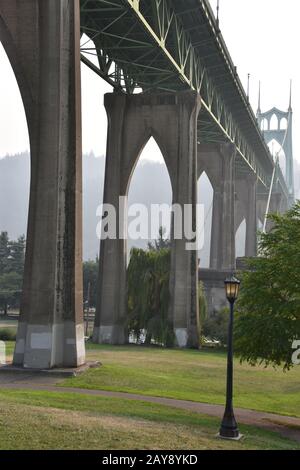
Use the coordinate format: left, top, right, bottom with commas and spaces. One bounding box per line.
217, 432, 244, 441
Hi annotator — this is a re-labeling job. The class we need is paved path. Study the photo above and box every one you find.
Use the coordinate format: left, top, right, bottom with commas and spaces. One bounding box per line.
0, 373, 299, 444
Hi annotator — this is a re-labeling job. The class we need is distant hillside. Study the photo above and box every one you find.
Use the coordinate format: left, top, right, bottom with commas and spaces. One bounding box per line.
0, 152, 219, 267
0, 152, 30, 240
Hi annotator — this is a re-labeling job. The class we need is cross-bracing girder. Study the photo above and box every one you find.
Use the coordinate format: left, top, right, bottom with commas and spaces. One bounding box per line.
80, 0, 288, 196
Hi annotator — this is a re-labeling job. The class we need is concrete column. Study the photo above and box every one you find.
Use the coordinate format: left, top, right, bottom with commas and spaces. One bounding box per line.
270, 192, 283, 214
210, 188, 222, 269
93, 94, 128, 345
257, 191, 268, 230
93, 91, 201, 348
264, 192, 284, 232
169, 93, 201, 348
199, 144, 236, 271
1, 1, 85, 368
245, 174, 258, 257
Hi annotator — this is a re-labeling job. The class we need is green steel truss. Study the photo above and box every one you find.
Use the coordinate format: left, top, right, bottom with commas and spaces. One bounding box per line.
80, 0, 289, 197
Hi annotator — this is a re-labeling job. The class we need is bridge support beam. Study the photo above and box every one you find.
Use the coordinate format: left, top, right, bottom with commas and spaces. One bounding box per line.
198, 143, 236, 271
0, 1, 85, 368
236, 174, 258, 258
93, 91, 201, 348
245, 174, 258, 257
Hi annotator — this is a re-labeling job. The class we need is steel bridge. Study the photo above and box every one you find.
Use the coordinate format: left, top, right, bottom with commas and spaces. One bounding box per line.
80, 0, 289, 200
0, 0, 294, 368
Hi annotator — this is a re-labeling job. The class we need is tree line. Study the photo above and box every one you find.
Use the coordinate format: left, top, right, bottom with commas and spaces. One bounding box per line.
0, 232, 25, 315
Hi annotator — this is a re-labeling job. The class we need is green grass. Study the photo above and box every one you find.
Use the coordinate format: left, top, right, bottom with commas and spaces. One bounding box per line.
1, 341, 300, 449
58, 344, 300, 418
0, 389, 298, 450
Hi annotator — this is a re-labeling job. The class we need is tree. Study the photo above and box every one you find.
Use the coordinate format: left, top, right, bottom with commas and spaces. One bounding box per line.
8, 235, 25, 276
127, 245, 206, 347
0, 232, 10, 274
203, 308, 229, 345
234, 202, 300, 370
148, 226, 171, 251
0, 232, 26, 315
83, 259, 98, 308
198, 281, 207, 329
0, 272, 23, 316
127, 248, 173, 346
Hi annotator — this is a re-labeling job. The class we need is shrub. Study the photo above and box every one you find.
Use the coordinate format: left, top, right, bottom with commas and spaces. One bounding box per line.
203, 308, 229, 346
0, 328, 17, 341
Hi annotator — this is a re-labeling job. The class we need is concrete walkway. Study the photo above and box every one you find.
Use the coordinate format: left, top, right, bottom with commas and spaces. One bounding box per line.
0, 373, 299, 444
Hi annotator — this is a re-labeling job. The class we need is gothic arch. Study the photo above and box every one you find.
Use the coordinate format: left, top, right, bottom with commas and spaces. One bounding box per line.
0, 14, 33, 142
270, 114, 278, 130
197, 171, 214, 268
125, 131, 173, 197
235, 218, 246, 258
267, 138, 286, 177
280, 117, 287, 130
127, 137, 173, 257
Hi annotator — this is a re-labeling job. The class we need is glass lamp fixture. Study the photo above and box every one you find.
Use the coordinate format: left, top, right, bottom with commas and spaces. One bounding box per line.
224, 275, 240, 303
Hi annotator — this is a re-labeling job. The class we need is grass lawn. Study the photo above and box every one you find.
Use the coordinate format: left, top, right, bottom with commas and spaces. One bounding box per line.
0, 389, 298, 450
57, 343, 300, 418
1, 341, 300, 449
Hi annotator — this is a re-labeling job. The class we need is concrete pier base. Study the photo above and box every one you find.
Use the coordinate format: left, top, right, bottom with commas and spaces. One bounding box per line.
0, 1, 85, 369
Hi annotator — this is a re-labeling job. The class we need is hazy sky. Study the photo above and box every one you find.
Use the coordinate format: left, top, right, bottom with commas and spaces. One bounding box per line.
0, 0, 299, 162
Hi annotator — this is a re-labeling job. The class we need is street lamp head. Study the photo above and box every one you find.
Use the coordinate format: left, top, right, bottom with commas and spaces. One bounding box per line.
224, 275, 240, 304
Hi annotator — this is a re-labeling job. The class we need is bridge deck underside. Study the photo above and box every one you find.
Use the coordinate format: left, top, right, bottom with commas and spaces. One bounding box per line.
80, 0, 289, 197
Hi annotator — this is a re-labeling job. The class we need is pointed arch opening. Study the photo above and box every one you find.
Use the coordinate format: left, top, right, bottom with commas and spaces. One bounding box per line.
126, 137, 173, 345
127, 137, 173, 259
197, 171, 213, 268
270, 114, 278, 130
268, 138, 286, 178
0, 41, 30, 338
280, 117, 288, 130
235, 219, 246, 258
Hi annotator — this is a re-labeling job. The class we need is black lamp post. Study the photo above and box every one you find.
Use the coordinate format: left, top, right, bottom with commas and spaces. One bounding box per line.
219, 274, 241, 440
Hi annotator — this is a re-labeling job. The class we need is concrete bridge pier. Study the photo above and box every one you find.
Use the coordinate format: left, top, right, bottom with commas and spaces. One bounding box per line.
0, 0, 85, 369
266, 192, 285, 231
245, 173, 258, 257
235, 173, 258, 258
197, 144, 236, 317
198, 143, 236, 271
257, 192, 268, 229
93, 91, 201, 348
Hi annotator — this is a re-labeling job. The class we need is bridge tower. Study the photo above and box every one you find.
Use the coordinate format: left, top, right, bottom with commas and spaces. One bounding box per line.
257, 83, 295, 206
0, 0, 85, 369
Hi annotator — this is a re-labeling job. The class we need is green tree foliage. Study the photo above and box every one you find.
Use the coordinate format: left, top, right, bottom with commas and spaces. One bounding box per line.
203, 308, 229, 345
0, 272, 23, 316
0, 232, 10, 273
148, 226, 171, 251
83, 259, 98, 308
0, 232, 25, 315
198, 281, 207, 328
127, 248, 173, 346
234, 202, 300, 369
9, 235, 25, 275
127, 243, 206, 347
